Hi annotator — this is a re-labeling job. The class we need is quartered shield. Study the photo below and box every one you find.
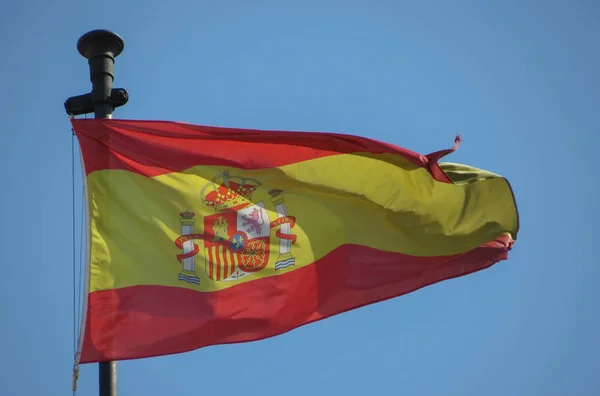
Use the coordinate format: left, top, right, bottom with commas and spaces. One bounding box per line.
203, 202, 270, 281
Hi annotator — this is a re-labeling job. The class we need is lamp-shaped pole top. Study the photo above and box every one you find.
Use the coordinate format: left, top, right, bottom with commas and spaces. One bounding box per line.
67, 29, 127, 119
77, 29, 124, 59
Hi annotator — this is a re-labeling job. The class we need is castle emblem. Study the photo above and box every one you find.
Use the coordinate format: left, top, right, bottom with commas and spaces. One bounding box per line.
174, 170, 297, 285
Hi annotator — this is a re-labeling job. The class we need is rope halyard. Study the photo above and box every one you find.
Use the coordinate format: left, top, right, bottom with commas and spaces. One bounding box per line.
71, 130, 85, 395
72, 365, 79, 392
71, 133, 77, 395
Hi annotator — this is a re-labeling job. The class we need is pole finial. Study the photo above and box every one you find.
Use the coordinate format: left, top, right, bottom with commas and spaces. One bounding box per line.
77, 29, 124, 59
65, 29, 127, 118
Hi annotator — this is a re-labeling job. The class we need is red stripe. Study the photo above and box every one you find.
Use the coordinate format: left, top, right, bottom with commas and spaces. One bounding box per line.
208, 247, 214, 280
215, 247, 222, 281
80, 235, 512, 363
222, 248, 229, 279
71, 119, 455, 181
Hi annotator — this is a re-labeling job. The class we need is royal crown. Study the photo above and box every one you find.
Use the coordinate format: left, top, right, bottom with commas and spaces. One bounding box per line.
179, 210, 196, 219
200, 170, 261, 212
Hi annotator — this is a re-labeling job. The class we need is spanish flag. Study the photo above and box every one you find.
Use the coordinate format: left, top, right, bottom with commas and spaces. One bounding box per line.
71, 119, 519, 364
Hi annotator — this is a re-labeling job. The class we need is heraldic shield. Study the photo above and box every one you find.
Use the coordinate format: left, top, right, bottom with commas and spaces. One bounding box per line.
203, 202, 271, 281
175, 170, 296, 285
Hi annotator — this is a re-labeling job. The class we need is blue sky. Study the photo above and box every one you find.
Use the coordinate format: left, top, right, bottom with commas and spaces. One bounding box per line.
1, 1, 598, 395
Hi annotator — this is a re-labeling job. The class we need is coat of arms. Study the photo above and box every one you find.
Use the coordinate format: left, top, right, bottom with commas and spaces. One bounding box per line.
174, 170, 297, 285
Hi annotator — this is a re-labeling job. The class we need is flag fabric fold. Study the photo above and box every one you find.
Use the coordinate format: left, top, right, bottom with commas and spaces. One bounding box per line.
71, 119, 519, 364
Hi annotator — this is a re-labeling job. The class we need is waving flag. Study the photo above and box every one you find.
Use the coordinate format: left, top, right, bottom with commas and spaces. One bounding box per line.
71, 119, 519, 364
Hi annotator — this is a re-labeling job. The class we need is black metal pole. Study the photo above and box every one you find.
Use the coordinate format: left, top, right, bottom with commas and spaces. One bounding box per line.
66, 29, 127, 396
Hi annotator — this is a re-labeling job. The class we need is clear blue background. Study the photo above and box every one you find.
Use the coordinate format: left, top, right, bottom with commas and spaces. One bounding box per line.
1, 1, 598, 395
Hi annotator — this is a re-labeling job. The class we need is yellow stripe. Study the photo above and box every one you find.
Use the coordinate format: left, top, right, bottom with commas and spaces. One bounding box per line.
218, 245, 224, 280
86, 153, 518, 293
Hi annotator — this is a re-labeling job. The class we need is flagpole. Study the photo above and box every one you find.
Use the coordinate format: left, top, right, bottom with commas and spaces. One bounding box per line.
65, 29, 128, 396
